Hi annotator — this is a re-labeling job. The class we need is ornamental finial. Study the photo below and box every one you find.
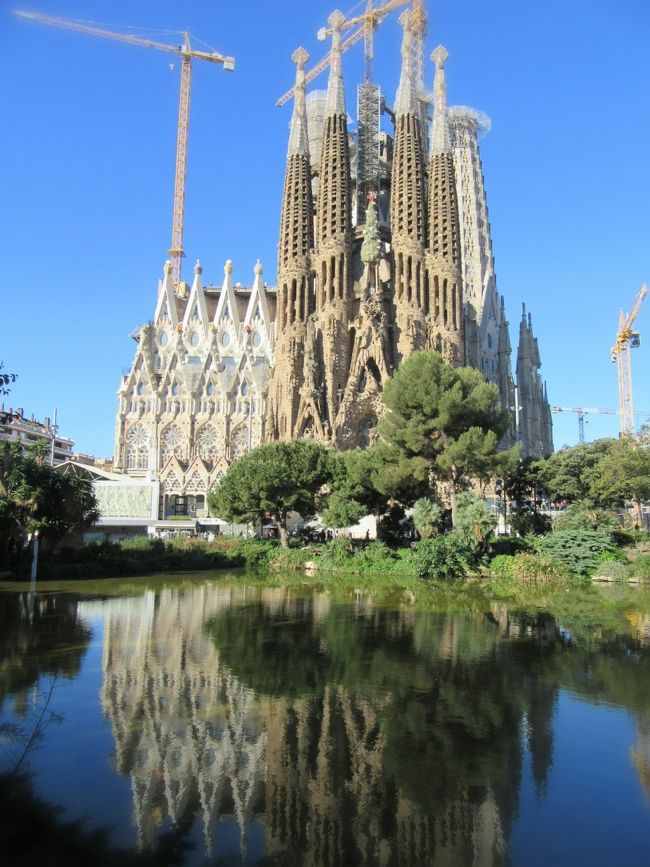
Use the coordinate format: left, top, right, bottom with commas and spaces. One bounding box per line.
194, 259, 202, 274
225, 259, 233, 275
432, 45, 449, 69
430, 45, 451, 153
254, 259, 263, 275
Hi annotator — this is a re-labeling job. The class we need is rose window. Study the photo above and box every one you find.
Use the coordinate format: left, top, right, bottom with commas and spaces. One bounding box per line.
126, 424, 150, 469
161, 424, 185, 464
230, 426, 249, 460
197, 425, 223, 462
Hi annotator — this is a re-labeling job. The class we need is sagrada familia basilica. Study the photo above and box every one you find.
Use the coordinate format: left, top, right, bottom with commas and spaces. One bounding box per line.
112, 7, 553, 521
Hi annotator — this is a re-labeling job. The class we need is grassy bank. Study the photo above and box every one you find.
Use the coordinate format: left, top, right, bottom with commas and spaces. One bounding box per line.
9, 528, 650, 592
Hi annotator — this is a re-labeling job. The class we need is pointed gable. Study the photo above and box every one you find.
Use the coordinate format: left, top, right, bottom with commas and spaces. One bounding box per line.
154, 260, 179, 327
212, 260, 241, 332
242, 260, 273, 355
182, 260, 210, 336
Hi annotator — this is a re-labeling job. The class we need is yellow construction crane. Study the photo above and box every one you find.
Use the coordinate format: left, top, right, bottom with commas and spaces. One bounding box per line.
610, 283, 648, 437
275, 0, 412, 106
16, 10, 235, 289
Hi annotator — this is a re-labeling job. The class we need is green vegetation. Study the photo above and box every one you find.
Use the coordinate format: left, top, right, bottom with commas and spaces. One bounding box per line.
379, 351, 517, 526
0, 441, 99, 573
208, 439, 333, 547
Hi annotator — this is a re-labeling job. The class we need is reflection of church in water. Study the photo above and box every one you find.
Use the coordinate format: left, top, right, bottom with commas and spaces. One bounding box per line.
89, 584, 569, 864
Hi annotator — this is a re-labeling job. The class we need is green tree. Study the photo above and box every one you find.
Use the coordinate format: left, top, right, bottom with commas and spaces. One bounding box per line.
590, 438, 650, 525
322, 443, 426, 537
379, 351, 516, 526
208, 440, 333, 548
412, 497, 442, 539
0, 442, 99, 568
453, 492, 496, 554
535, 439, 617, 506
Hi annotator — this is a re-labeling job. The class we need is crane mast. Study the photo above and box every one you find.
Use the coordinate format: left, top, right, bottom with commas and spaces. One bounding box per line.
16, 10, 235, 289
611, 283, 647, 437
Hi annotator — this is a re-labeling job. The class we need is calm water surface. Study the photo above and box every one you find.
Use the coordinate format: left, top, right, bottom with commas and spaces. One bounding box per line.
1, 575, 649, 866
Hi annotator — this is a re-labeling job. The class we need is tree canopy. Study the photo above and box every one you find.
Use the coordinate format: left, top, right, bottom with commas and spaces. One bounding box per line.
379, 351, 517, 525
208, 439, 333, 547
0, 442, 99, 569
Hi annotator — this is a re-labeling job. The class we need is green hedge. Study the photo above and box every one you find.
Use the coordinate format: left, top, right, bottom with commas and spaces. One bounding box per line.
541, 530, 619, 576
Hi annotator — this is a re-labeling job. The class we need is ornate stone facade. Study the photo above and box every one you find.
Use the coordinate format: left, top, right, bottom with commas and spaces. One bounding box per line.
114, 18, 552, 513
114, 260, 274, 518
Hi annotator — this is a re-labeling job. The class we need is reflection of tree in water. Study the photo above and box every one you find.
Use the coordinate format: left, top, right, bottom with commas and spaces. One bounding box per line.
91, 583, 650, 866
0, 592, 91, 714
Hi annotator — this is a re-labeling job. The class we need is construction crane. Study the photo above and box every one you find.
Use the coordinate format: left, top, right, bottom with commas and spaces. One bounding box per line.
275, 0, 411, 107
610, 283, 648, 437
551, 405, 650, 443
16, 10, 235, 289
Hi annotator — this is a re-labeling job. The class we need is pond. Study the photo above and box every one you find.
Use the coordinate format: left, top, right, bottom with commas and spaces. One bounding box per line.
1, 575, 649, 866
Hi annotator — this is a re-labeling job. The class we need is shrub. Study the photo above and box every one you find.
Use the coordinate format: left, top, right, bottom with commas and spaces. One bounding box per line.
489, 536, 532, 557
541, 530, 619, 576
319, 535, 356, 568
489, 554, 515, 582
412, 498, 442, 539
509, 506, 551, 537
508, 552, 569, 586
454, 493, 496, 551
352, 541, 398, 571
552, 505, 617, 533
592, 560, 630, 582
408, 535, 475, 581
120, 535, 165, 552
267, 546, 316, 573
630, 554, 650, 583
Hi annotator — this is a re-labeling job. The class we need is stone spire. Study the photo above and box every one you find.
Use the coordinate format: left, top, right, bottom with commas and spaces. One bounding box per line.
394, 9, 419, 117
425, 46, 464, 366
516, 304, 553, 457
287, 47, 310, 157
324, 9, 346, 117
266, 48, 316, 441
430, 45, 451, 153
312, 9, 353, 437
390, 10, 428, 361
316, 10, 352, 255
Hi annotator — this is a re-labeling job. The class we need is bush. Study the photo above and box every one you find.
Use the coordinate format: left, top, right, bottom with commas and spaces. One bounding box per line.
319, 536, 356, 568
488, 554, 515, 582
489, 536, 532, 557
630, 554, 650, 583
408, 535, 476, 581
509, 506, 551, 537
412, 498, 442, 539
267, 546, 316, 573
508, 552, 569, 586
352, 541, 398, 571
552, 505, 617, 533
541, 530, 619, 576
592, 560, 630, 582
454, 493, 496, 552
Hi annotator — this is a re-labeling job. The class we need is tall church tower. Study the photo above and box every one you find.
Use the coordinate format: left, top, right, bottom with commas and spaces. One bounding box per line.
390, 10, 428, 361
516, 305, 553, 457
425, 47, 464, 365
312, 10, 354, 440
267, 48, 316, 440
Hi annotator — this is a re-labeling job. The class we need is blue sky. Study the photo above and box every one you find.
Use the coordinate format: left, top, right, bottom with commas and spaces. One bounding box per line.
3, 0, 649, 459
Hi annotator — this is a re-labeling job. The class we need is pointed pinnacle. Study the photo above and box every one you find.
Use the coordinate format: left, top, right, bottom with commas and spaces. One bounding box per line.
292, 46, 309, 70
432, 45, 449, 68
